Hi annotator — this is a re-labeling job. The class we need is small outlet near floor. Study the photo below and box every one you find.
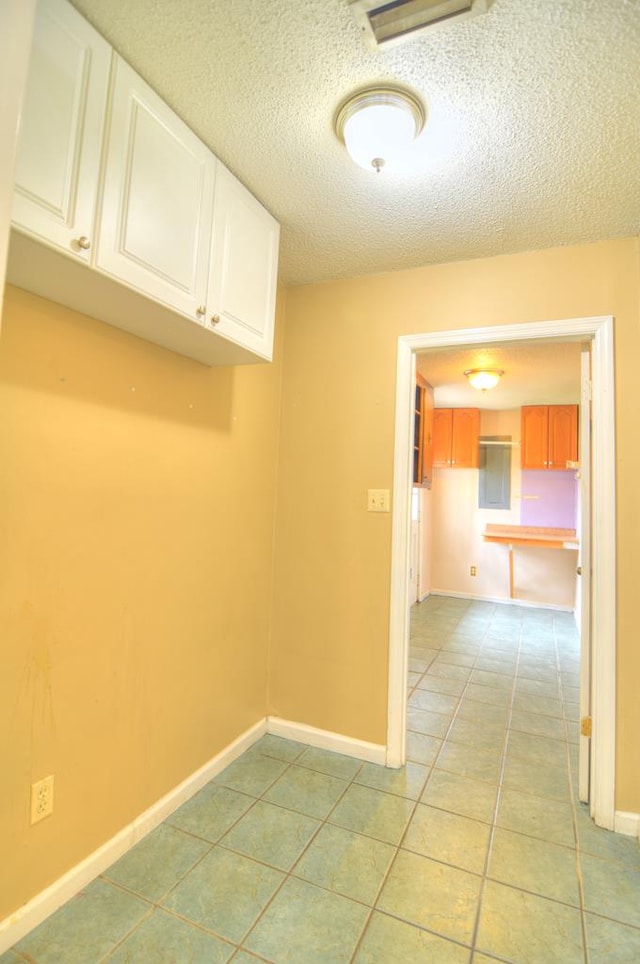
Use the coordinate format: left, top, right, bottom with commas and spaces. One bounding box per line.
470, 566, 477, 577
31, 775, 54, 824
367, 489, 390, 512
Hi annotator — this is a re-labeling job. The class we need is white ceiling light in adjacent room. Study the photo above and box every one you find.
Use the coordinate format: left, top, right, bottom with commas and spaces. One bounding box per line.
335, 86, 426, 173
464, 368, 504, 391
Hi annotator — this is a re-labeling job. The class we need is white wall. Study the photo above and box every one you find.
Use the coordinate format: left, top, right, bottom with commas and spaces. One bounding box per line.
430, 409, 578, 608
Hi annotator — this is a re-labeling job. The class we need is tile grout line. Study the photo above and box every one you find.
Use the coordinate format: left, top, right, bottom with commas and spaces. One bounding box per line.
467, 607, 525, 957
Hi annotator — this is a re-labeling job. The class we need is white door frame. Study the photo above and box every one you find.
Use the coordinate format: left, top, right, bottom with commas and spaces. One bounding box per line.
386, 315, 617, 830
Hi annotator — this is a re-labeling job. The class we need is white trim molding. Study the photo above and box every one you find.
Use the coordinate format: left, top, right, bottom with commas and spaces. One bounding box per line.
267, 716, 386, 765
0, 715, 387, 953
0, 719, 267, 955
614, 811, 640, 839
388, 316, 617, 827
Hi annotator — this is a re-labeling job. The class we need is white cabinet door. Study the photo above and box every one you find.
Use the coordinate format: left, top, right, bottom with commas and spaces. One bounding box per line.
97, 55, 215, 321
206, 164, 280, 360
11, 0, 110, 262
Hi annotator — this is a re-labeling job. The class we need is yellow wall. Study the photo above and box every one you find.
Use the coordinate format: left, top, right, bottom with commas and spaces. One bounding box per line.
0, 284, 284, 919
270, 237, 640, 813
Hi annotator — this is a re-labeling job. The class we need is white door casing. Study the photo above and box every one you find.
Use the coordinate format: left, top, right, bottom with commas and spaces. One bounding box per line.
387, 316, 616, 831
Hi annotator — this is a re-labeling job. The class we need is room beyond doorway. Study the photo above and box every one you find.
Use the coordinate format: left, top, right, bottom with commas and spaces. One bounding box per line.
387, 316, 616, 832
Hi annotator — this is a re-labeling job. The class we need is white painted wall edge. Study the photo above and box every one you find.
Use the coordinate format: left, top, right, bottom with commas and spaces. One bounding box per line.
267, 716, 387, 765
429, 589, 574, 612
0, 719, 267, 955
614, 810, 640, 839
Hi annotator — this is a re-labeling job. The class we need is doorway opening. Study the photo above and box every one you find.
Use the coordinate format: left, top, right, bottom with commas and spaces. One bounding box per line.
387, 316, 616, 830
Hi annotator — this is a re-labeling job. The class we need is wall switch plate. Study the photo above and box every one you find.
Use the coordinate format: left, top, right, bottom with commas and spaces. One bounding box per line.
470, 566, 477, 576
31, 775, 54, 824
367, 489, 390, 512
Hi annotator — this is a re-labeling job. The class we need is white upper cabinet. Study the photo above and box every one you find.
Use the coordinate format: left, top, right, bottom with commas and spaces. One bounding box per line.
96, 56, 216, 322
11, 0, 110, 261
8, 0, 279, 366
206, 165, 280, 360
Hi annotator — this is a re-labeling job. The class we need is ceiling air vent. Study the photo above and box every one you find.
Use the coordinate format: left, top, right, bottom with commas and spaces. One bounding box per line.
349, 0, 494, 50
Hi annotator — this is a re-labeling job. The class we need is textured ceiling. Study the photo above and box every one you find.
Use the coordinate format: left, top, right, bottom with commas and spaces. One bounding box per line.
70, 0, 640, 287
416, 340, 583, 410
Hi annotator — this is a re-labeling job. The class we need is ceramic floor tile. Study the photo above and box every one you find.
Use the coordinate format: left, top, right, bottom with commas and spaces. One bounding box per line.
214, 752, 289, 797
515, 677, 561, 696
162, 847, 283, 943
15, 879, 149, 964
296, 746, 364, 780
462, 683, 511, 707
506, 729, 568, 768
512, 693, 564, 719
405, 730, 442, 766
354, 760, 429, 800
476, 880, 583, 963
403, 802, 491, 874
427, 662, 473, 681
564, 701, 580, 721
417, 674, 466, 697
377, 849, 481, 944
106, 908, 234, 963
329, 783, 414, 845
252, 734, 306, 763
581, 851, 640, 927
407, 706, 452, 738
263, 764, 348, 819
293, 823, 395, 904
408, 689, 459, 714
468, 669, 513, 691
433, 651, 477, 667
167, 784, 254, 842
495, 787, 575, 847
354, 910, 470, 963
220, 799, 320, 870
502, 756, 571, 802
509, 708, 566, 741
575, 803, 640, 868
421, 768, 497, 823
437, 741, 503, 784
488, 827, 580, 906
584, 912, 640, 962
456, 699, 510, 726
244, 877, 369, 964
103, 824, 210, 901
448, 718, 507, 752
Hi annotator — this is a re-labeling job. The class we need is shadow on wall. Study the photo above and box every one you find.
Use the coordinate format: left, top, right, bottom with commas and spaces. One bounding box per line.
0, 285, 246, 433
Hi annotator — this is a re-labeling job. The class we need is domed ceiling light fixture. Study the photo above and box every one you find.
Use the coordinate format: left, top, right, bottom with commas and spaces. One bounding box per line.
335, 85, 426, 173
464, 368, 504, 391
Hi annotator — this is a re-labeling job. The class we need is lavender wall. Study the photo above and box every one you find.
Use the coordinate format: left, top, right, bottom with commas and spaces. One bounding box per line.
520, 469, 578, 528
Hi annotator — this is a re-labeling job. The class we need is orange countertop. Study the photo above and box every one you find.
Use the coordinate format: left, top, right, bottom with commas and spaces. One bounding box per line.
483, 524, 578, 548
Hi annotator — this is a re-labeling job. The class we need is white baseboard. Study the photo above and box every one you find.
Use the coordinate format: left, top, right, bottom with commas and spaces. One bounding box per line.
430, 589, 574, 612
614, 810, 640, 839
267, 716, 386, 766
0, 718, 267, 955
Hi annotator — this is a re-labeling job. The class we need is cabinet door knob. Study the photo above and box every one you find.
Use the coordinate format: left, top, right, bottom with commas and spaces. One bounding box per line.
196, 305, 206, 316
210, 314, 221, 324
76, 236, 91, 250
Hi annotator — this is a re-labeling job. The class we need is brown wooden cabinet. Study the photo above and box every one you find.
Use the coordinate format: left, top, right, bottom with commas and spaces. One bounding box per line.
413, 374, 434, 486
521, 405, 578, 469
433, 408, 480, 468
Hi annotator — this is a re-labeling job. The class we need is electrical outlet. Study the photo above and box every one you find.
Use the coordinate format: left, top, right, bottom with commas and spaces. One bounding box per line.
470, 566, 477, 577
31, 775, 54, 824
367, 489, 390, 512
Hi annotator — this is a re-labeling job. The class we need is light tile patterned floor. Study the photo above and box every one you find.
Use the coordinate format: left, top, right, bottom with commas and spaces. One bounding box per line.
4, 595, 640, 962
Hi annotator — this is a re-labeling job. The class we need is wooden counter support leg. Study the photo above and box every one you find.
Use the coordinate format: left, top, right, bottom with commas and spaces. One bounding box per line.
508, 543, 515, 599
